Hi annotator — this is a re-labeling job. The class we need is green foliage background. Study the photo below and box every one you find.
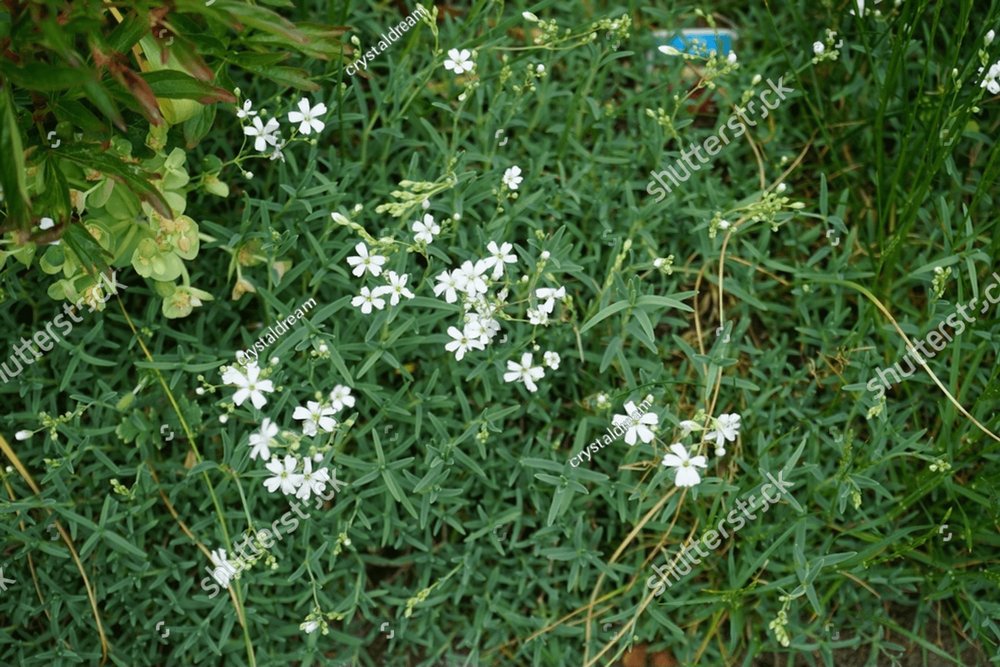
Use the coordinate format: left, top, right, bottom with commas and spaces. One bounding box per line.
1, 0, 999, 666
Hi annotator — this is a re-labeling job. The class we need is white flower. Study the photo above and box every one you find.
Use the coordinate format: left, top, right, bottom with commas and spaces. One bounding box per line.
236, 99, 257, 119
293, 401, 337, 436
445, 324, 485, 361
502, 165, 523, 190
421, 198, 430, 210
295, 458, 331, 501
813, 41, 825, 55
226, 363, 275, 410
301, 620, 321, 634
543, 351, 560, 370
433, 270, 463, 303
443, 48, 475, 75
243, 116, 280, 152
411, 214, 440, 244
705, 413, 741, 449
287, 97, 327, 135
14, 430, 31, 441
715, 447, 726, 457
264, 455, 303, 495
329, 385, 356, 412
503, 352, 545, 392
611, 401, 659, 445
527, 307, 548, 326
249, 418, 279, 461
467, 312, 500, 344
522, 11, 539, 21
981, 61, 1000, 95
209, 548, 237, 588
658, 44, 682, 56
269, 141, 286, 162
535, 286, 566, 315
457, 260, 490, 297
679, 420, 701, 436
987, 29, 996, 46
727, 51, 738, 64
374, 271, 415, 306
351, 286, 386, 314
539, 250, 551, 260
661, 443, 707, 487
38, 217, 55, 231
346, 242, 387, 278
483, 241, 517, 279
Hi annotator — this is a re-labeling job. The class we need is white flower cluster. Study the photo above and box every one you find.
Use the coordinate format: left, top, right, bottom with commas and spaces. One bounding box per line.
221, 363, 352, 500
432, 239, 564, 393
662, 413, 742, 488
238, 96, 327, 165
339, 167, 567, 394
347, 242, 414, 314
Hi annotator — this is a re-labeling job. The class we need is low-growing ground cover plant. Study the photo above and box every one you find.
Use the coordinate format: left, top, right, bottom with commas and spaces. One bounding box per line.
1, 0, 999, 666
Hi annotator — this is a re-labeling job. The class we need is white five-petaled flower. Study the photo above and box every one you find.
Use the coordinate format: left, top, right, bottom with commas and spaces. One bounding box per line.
329, 385, 355, 412
502, 165, 523, 190
226, 363, 275, 410
704, 413, 741, 449
661, 443, 707, 487
411, 214, 441, 244
287, 97, 327, 135
527, 307, 548, 326
483, 241, 517, 279
981, 61, 1000, 95
346, 242, 387, 278
209, 548, 237, 587
243, 116, 280, 152
457, 260, 490, 297
249, 418, 279, 461
503, 352, 545, 393
612, 401, 659, 445
443, 48, 475, 75
293, 401, 337, 437
433, 270, 463, 303
295, 458, 331, 501
236, 99, 257, 119
543, 351, 560, 370
535, 286, 566, 315
352, 286, 386, 314
374, 271, 415, 306
445, 324, 486, 361
264, 455, 303, 495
